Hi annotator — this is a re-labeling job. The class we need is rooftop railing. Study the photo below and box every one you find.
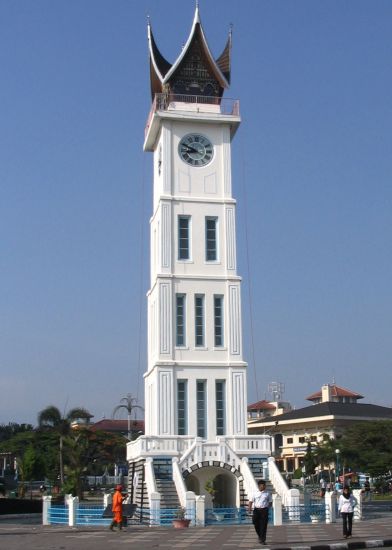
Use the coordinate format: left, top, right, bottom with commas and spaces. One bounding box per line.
145, 93, 240, 137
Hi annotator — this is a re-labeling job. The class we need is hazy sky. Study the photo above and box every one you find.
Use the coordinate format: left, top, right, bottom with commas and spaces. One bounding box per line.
1, 0, 391, 425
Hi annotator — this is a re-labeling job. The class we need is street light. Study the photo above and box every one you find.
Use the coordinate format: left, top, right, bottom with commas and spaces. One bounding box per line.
335, 448, 340, 483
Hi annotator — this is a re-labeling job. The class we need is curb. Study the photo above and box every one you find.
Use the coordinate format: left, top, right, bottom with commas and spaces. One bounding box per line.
270, 540, 392, 550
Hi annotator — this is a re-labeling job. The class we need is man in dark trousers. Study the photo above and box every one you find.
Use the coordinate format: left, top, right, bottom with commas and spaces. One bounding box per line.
248, 479, 272, 545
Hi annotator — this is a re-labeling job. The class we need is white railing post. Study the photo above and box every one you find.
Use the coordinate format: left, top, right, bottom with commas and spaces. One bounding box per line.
185, 490, 196, 526
103, 492, 112, 508
42, 495, 52, 525
68, 496, 78, 527
272, 493, 282, 526
195, 495, 205, 527
325, 491, 336, 523
353, 489, 363, 521
149, 492, 161, 526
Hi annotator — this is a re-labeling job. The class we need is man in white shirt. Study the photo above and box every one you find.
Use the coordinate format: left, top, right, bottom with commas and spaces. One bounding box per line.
248, 479, 272, 545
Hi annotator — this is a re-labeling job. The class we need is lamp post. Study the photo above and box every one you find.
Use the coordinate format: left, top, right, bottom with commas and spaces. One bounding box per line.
335, 448, 340, 484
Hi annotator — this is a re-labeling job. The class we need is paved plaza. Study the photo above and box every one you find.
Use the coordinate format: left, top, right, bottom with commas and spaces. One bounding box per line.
1, 513, 392, 550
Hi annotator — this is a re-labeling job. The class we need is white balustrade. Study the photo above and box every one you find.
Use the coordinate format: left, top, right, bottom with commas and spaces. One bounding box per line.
226, 435, 272, 454
127, 435, 194, 461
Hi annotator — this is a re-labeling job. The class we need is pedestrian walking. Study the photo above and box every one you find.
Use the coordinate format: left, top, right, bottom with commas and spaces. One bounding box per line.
110, 484, 126, 531
248, 479, 272, 545
338, 485, 356, 539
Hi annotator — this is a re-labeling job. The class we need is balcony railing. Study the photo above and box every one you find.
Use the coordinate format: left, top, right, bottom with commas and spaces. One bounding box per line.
145, 93, 240, 137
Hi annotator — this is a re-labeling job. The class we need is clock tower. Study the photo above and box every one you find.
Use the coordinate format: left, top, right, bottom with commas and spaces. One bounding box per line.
127, 6, 276, 515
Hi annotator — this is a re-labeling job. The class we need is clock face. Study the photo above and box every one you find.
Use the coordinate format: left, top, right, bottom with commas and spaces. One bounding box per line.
178, 134, 214, 167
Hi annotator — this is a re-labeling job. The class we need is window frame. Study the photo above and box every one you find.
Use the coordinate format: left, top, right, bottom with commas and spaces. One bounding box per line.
178, 215, 191, 261
213, 295, 224, 347
196, 380, 207, 438
215, 380, 226, 436
194, 294, 205, 347
177, 379, 187, 435
175, 294, 186, 347
205, 216, 218, 262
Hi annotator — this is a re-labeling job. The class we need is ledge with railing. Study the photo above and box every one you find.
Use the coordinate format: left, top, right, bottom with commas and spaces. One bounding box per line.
145, 93, 240, 137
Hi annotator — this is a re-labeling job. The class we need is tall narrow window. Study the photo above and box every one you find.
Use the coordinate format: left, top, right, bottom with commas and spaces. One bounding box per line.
197, 380, 206, 438
205, 217, 218, 261
195, 294, 205, 347
177, 380, 187, 435
176, 294, 186, 346
178, 216, 190, 260
214, 295, 224, 347
216, 381, 226, 436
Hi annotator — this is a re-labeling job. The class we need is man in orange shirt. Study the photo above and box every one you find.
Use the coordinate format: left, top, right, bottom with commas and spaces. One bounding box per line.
110, 485, 126, 531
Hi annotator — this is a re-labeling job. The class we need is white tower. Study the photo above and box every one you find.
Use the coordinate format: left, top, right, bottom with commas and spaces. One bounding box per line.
127, 6, 273, 512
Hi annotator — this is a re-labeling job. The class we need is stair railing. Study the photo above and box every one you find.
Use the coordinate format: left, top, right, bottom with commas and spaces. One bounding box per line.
241, 457, 258, 500
172, 457, 187, 507
144, 457, 157, 496
268, 456, 300, 506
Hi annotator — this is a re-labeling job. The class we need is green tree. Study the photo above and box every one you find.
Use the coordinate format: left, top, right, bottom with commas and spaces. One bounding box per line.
338, 421, 392, 478
303, 441, 317, 479
112, 394, 144, 440
313, 435, 338, 481
37, 405, 92, 486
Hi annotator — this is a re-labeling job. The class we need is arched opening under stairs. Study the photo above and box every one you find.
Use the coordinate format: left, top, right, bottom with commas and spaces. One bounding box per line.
184, 464, 240, 507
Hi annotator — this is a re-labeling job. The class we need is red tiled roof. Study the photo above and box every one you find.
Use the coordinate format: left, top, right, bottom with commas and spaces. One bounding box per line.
247, 400, 276, 411
90, 419, 144, 432
306, 384, 364, 401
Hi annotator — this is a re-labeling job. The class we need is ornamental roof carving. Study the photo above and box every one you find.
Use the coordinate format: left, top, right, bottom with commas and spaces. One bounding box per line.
147, 5, 231, 99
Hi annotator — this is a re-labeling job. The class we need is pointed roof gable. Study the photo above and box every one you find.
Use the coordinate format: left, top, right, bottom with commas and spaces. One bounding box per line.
147, 6, 231, 98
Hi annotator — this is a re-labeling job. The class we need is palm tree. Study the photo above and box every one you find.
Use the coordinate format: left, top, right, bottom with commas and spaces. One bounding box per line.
112, 394, 144, 440
37, 405, 92, 486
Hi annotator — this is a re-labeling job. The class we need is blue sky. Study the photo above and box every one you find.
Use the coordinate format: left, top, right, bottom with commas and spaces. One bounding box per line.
1, 0, 391, 425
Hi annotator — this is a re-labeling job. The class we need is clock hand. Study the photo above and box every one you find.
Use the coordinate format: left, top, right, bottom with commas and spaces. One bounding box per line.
183, 144, 200, 154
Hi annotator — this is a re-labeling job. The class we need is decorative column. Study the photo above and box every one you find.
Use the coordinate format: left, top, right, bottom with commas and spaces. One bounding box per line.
195, 495, 206, 527
42, 495, 52, 525
68, 496, 79, 527
150, 492, 161, 526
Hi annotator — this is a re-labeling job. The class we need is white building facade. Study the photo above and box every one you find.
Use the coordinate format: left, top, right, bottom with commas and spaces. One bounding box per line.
127, 6, 280, 511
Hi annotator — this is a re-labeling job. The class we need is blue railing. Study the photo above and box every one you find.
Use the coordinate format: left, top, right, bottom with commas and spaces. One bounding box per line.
48, 504, 68, 525
206, 507, 258, 525
76, 504, 110, 526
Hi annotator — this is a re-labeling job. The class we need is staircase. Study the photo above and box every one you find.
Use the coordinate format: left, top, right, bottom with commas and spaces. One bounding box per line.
246, 457, 274, 496
128, 459, 148, 509
153, 458, 180, 509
